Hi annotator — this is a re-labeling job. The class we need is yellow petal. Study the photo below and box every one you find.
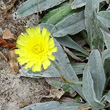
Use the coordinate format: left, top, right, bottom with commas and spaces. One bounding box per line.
35, 27, 40, 34
48, 37, 55, 48
48, 55, 55, 61
17, 57, 27, 65
48, 47, 57, 55
25, 61, 33, 69
51, 47, 57, 52
14, 49, 20, 54
32, 63, 41, 72
43, 59, 51, 69
42, 27, 47, 37
45, 32, 50, 41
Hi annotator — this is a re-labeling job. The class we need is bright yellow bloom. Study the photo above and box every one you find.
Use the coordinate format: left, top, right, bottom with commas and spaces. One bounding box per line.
15, 27, 57, 72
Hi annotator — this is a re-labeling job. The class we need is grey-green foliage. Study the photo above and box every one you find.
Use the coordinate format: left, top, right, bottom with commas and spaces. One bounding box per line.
71, 0, 86, 9
101, 29, 110, 49
106, 0, 110, 3
71, 0, 105, 9
106, 91, 110, 103
83, 50, 106, 109
88, 50, 106, 100
52, 11, 85, 37
56, 36, 89, 56
102, 49, 110, 75
83, 65, 104, 109
46, 79, 74, 92
17, 0, 66, 17
102, 49, 110, 63
21, 101, 89, 110
42, 2, 84, 25
102, 49, 110, 81
85, 0, 104, 49
97, 10, 110, 28
71, 63, 86, 75
42, 2, 72, 25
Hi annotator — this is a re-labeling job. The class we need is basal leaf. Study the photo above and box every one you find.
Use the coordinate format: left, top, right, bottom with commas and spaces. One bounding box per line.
71, 0, 86, 9
83, 64, 105, 109
21, 101, 89, 110
44, 3, 72, 25
101, 28, 110, 49
41, 2, 68, 23
71, 0, 105, 9
17, 0, 66, 17
88, 50, 106, 100
106, 91, 110, 103
71, 63, 86, 75
97, 10, 110, 28
56, 36, 89, 56
102, 49, 110, 63
102, 50, 110, 76
46, 79, 74, 92
52, 11, 85, 37
85, 0, 104, 49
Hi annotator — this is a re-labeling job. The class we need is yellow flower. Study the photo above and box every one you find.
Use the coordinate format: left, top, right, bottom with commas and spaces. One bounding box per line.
15, 27, 57, 72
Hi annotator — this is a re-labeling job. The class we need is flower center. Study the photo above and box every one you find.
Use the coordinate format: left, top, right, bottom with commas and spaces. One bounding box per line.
33, 44, 44, 54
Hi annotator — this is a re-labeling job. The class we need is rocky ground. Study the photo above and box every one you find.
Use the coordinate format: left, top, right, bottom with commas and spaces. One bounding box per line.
0, 56, 48, 110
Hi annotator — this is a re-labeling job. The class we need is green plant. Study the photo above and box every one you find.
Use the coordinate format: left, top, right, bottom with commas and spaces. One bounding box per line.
16, 0, 110, 109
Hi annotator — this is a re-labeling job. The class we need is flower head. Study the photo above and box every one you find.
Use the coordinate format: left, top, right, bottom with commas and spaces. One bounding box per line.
15, 27, 57, 72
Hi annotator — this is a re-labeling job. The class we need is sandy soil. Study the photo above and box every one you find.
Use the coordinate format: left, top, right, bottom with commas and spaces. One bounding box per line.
0, 56, 51, 110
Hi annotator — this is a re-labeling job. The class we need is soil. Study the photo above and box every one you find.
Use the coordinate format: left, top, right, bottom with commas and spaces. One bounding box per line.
0, 0, 53, 110
0, 55, 56, 110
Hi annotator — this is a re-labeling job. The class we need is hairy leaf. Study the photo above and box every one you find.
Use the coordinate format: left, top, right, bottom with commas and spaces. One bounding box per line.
52, 11, 85, 37
17, 0, 66, 17
97, 10, 110, 28
71, 63, 86, 75
101, 29, 110, 49
85, 0, 104, 49
83, 64, 104, 109
56, 36, 89, 56
21, 101, 89, 110
42, 3, 72, 25
102, 49, 110, 63
71, 0, 86, 9
88, 50, 106, 100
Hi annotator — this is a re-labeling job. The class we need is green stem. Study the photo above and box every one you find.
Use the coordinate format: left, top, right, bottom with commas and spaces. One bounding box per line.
52, 61, 82, 86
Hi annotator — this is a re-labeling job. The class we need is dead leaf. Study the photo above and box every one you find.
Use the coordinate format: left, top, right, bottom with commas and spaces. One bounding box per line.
42, 88, 64, 100
6, 0, 17, 11
1, 0, 17, 20
63, 46, 83, 62
19, 101, 31, 108
4, 0, 17, 14
0, 51, 8, 61
0, 38, 16, 49
3, 29, 16, 40
75, 105, 92, 110
59, 97, 75, 102
9, 50, 19, 74
50, 88, 64, 100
